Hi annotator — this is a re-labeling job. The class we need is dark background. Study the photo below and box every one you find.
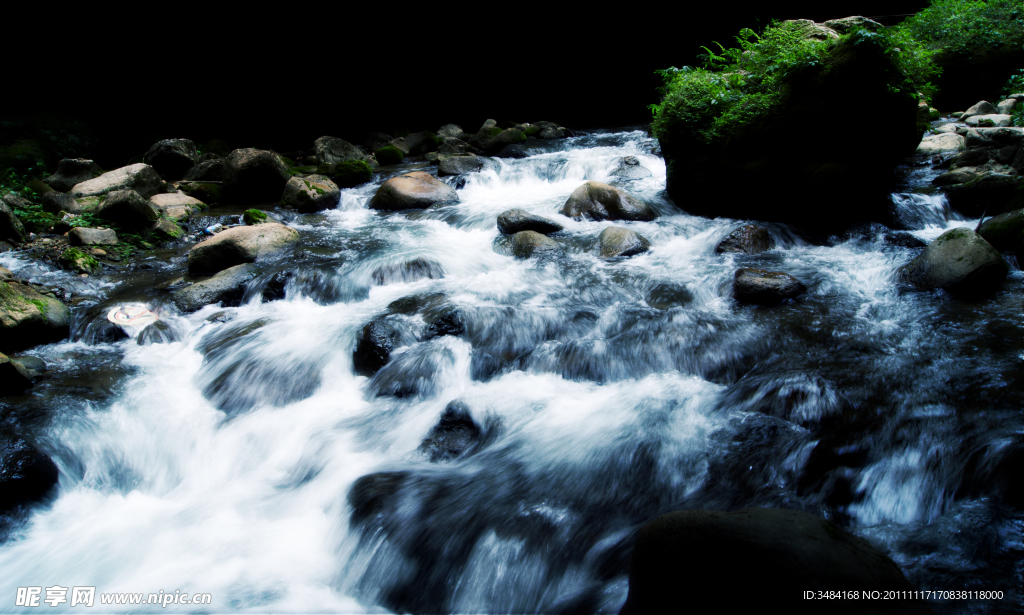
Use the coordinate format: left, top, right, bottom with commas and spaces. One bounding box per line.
6, 2, 930, 165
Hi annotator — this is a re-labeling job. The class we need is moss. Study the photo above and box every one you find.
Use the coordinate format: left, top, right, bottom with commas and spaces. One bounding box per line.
523, 126, 541, 137
330, 159, 373, 188
479, 126, 503, 140
280, 156, 296, 167
374, 146, 404, 166
243, 209, 268, 225
59, 247, 100, 274
28, 298, 48, 315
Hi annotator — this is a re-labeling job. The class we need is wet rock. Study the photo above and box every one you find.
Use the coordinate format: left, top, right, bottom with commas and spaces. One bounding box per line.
933, 167, 981, 186
136, 320, 179, 345
437, 138, 471, 155
404, 131, 440, 156
180, 182, 222, 204
0, 200, 27, 244
481, 128, 527, 156
538, 126, 565, 139
977, 208, 1024, 253
367, 341, 454, 399
321, 160, 372, 188
619, 508, 926, 615
70, 163, 163, 199
151, 218, 184, 241
144, 138, 197, 180
389, 137, 410, 156
281, 175, 340, 213
945, 173, 1024, 217
149, 192, 203, 221
645, 282, 693, 310
598, 226, 650, 258
733, 268, 807, 305
780, 19, 839, 41
68, 227, 118, 246
369, 171, 459, 211
222, 148, 291, 204
511, 230, 560, 259
183, 158, 225, 182
965, 114, 1011, 128
437, 154, 486, 177
560, 181, 656, 222
915, 132, 965, 154
386, 292, 446, 315
94, 189, 160, 230
348, 471, 410, 523
972, 127, 1024, 147
715, 224, 773, 254
0, 280, 71, 353
258, 270, 292, 302
43, 158, 104, 192
0, 433, 59, 513
172, 263, 259, 312
242, 209, 268, 225
9, 355, 45, 379
365, 132, 393, 152
899, 227, 1007, 294
423, 305, 465, 339
419, 400, 482, 462
374, 145, 404, 166
496, 209, 563, 235
40, 192, 82, 215
964, 128, 998, 149
187, 222, 299, 275
0, 352, 33, 395
353, 319, 399, 377
371, 258, 445, 285
494, 144, 529, 159
883, 232, 927, 249
961, 101, 1000, 121
314, 136, 367, 166
609, 156, 653, 180
58, 247, 101, 275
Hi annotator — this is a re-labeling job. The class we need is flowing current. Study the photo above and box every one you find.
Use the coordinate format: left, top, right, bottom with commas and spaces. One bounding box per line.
1, 129, 1022, 613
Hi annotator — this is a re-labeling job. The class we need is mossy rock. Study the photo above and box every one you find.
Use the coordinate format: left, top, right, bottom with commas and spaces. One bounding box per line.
243, 209, 268, 225
181, 183, 222, 204
328, 160, 372, 188
522, 125, 541, 137
374, 145, 404, 166
0, 280, 71, 353
58, 247, 100, 275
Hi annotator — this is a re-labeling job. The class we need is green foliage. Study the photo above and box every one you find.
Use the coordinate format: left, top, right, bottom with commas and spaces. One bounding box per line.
243, 209, 268, 225
1003, 68, 1024, 95
0, 166, 44, 202
374, 145, 404, 166
895, 0, 1024, 58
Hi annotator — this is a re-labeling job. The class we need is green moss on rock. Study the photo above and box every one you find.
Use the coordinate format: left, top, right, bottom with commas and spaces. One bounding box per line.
374, 145, 404, 166
243, 209, 268, 225
59, 247, 100, 274
330, 160, 373, 188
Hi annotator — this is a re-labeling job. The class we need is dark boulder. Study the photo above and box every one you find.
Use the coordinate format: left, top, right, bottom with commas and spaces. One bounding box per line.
560, 181, 656, 222
43, 158, 103, 192
222, 149, 291, 204
496, 209, 563, 235
369, 172, 459, 211
314, 136, 367, 166
438, 154, 487, 177
172, 264, 259, 312
715, 224, 773, 254
348, 471, 409, 523
945, 173, 1024, 217
353, 319, 398, 377
0, 433, 59, 513
322, 159, 372, 188
404, 131, 440, 156
480, 128, 526, 156
374, 145, 404, 166
365, 132, 393, 152
371, 258, 445, 285
95, 189, 159, 230
437, 124, 463, 139
733, 268, 807, 305
136, 320, 180, 346
41, 191, 82, 215
899, 227, 1007, 294
68, 227, 118, 246
883, 232, 927, 249
144, 138, 197, 180
0, 200, 27, 244
418, 400, 482, 462
645, 282, 693, 310
510, 230, 560, 259
978, 208, 1024, 253
494, 144, 529, 159
423, 305, 465, 339
0, 352, 33, 396
183, 158, 225, 182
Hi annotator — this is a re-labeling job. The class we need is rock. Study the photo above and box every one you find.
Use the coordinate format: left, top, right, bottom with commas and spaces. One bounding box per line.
149, 192, 203, 221
780, 19, 839, 41
934, 123, 959, 134
953, 148, 994, 168
365, 132, 393, 152
281, 175, 340, 213
0, 433, 59, 512
418, 400, 483, 462
68, 227, 118, 246
884, 232, 927, 248
960, 100, 1000, 121
187, 222, 299, 275
151, 218, 184, 241
322, 159, 372, 188
369, 171, 459, 211
560, 181, 656, 222
70, 163, 163, 199
609, 156, 653, 180
172, 264, 259, 312
371, 258, 445, 285
933, 168, 980, 186
619, 508, 926, 615
437, 124, 463, 139
978, 208, 1024, 253
40, 191, 82, 215
965, 114, 1012, 128
479, 119, 498, 132
423, 305, 465, 339
314, 136, 367, 166
0, 280, 71, 353
997, 145, 1018, 164
437, 154, 487, 177
242, 209, 268, 225
353, 319, 398, 377
58, 247, 101, 275
598, 227, 651, 258
222, 148, 291, 204
43, 158, 104, 192
0, 352, 33, 396
645, 282, 694, 309
374, 145, 404, 165
997, 99, 1017, 114
481, 128, 527, 156
734, 268, 807, 305
1015, 147, 1024, 174
180, 182, 222, 204
94, 189, 160, 230
437, 138, 471, 155
945, 173, 1024, 217
389, 137, 410, 156
715, 224, 773, 254
348, 471, 409, 523
538, 127, 564, 139
136, 320, 179, 346
494, 144, 529, 159
964, 128, 999, 148
822, 15, 883, 34
511, 230, 560, 259
496, 209, 563, 235
404, 131, 440, 156
143, 138, 197, 180
900, 227, 1007, 294
9, 355, 44, 379
916, 132, 965, 154
0, 200, 27, 244
183, 158, 225, 182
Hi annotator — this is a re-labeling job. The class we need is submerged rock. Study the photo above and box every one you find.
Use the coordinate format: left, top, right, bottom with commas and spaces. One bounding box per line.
0, 280, 70, 353
369, 172, 459, 211
609, 156, 653, 180
371, 258, 445, 285
510, 230, 560, 259
418, 400, 483, 462
43, 158, 103, 192
977, 208, 1024, 253
715, 224, 773, 254
136, 320, 179, 345
900, 227, 1007, 294
619, 508, 926, 615
733, 268, 807, 305
598, 226, 650, 258
70, 163, 162, 199
353, 319, 398, 377
423, 305, 465, 339
348, 471, 409, 523
560, 181, 656, 222
496, 209, 563, 235
172, 264, 259, 312
187, 223, 299, 275
144, 138, 197, 180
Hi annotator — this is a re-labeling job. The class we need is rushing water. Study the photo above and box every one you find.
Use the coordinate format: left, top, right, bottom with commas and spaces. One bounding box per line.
1, 129, 1022, 614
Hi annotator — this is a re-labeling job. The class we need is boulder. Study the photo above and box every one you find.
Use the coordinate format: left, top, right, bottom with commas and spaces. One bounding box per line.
716, 224, 773, 254
222, 148, 291, 204
40, 191, 82, 215
494, 144, 529, 159
0, 433, 59, 512
598, 227, 651, 258
510, 230, 560, 259
645, 282, 694, 310
180, 182, 222, 204
933, 168, 980, 186
899, 227, 1007, 294
978, 208, 1024, 253
438, 154, 487, 177
997, 99, 1017, 114
183, 158, 225, 182
538, 126, 565, 139
0, 352, 33, 396
952, 147, 994, 168
149, 192, 203, 221
374, 145, 404, 165
437, 138, 471, 155
945, 173, 1024, 217
481, 128, 526, 156
609, 156, 653, 180
965, 114, 1012, 128
151, 218, 184, 241
94, 189, 160, 230
964, 128, 999, 148
353, 319, 398, 377
822, 15, 883, 34
242, 209, 268, 225
404, 131, 440, 156
418, 400, 483, 462
560, 181, 656, 222
496, 209, 563, 235
172, 264, 259, 312
0, 201, 27, 244
187, 222, 300, 275
43, 158, 104, 192
136, 320, 179, 346
371, 258, 445, 285
437, 124, 463, 139
70, 163, 162, 199
314, 136, 367, 166
960, 100, 1000, 121
365, 132, 393, 152
619, 508, 926, 615
423, 304, 465, 340
915, 132, 965, 154
143, 138, 197, 180
733, 268, 807, 305
68, 227, 118, 246
369, 171, 459, 211
0, 280, 71, 353
321, 160, 372, 188
58, 247, 100, 275
281, 175, 340, 213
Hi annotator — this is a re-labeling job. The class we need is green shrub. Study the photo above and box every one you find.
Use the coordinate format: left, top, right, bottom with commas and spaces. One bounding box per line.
330, 160, 372, 188
374, 145, 404, 165
895, 0, 1024, 58
243, 209, 267, 225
